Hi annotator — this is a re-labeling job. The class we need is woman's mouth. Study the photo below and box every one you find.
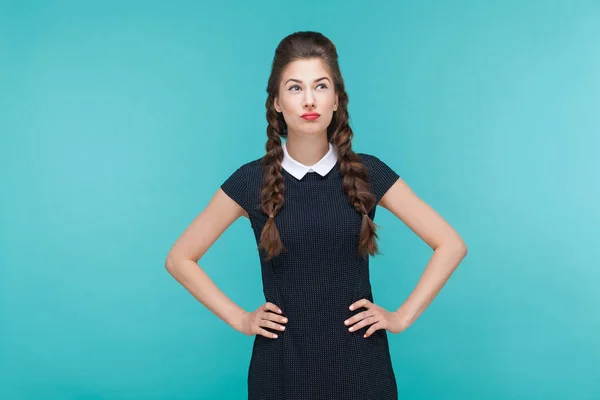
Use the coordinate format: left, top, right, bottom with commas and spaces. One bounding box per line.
301, 113, 320, 120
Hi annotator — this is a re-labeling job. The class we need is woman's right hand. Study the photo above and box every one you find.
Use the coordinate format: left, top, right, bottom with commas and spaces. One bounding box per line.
238, 302, 288, 339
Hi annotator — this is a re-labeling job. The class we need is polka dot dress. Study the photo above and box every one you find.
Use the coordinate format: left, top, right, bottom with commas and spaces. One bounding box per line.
221, 153, 400, 400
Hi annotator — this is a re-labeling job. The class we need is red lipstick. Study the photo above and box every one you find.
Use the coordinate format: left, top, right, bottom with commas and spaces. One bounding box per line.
301, 112, 320, 120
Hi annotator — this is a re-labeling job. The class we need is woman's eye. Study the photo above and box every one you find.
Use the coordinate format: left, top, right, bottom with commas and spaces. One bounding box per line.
289, 84, 328, 91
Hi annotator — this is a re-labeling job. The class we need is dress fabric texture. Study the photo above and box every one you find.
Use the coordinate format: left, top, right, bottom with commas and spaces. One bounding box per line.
220, 152, 400, 400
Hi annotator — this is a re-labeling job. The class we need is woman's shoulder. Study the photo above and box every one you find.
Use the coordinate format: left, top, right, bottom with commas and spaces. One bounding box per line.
233, 156, 264, 175
356, 152, 394, 171
222, 156, 265, 186
356, 152, 377, 163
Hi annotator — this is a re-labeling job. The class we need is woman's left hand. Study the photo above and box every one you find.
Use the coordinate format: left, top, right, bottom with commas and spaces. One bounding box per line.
345, 298, 411, 338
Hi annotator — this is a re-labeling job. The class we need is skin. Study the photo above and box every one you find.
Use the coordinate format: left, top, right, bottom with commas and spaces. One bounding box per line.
165, 57, 468, 341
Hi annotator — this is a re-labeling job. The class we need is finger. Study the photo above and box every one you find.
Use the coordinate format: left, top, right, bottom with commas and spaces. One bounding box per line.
344, 311, 370, 326
256, 326, 279, 339
262, 312, 288, 325
264, 302, 282, 314
364, 322, 383, 338
348, 315, 377, 332
349, 298, 370, 311
260, 319, 286, 332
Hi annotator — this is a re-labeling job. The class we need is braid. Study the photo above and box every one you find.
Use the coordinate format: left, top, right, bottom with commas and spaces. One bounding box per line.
332, 92, 381, 258
257, 102, 287, 260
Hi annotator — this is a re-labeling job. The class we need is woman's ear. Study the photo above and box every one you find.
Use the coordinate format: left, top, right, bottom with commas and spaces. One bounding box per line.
274, 97, 281, 113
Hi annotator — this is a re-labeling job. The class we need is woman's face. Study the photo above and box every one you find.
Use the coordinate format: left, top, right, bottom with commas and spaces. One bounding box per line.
274, 58, 338, 138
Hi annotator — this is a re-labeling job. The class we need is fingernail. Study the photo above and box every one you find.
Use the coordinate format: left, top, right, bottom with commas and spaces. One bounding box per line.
278, 309, 282, 313
349, 306, 354, 310
283, 318, 288, 322
344, 320, 349, 325
273, 334, 278, 338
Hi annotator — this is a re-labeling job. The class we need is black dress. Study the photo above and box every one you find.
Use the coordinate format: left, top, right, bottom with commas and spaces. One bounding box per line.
221, 153, 401, 400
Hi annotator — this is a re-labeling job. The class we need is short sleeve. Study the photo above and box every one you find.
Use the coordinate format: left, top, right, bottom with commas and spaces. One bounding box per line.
361, 154, 400, 203
220, 165, 250, 213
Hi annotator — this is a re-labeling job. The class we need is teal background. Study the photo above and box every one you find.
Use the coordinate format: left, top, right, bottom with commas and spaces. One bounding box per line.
1, 0, 598, 399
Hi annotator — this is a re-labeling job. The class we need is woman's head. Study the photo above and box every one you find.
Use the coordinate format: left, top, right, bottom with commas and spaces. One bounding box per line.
259, 31, 380, 261
273, 57, 338, 139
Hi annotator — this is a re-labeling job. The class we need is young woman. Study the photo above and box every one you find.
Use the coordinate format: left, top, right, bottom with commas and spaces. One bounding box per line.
166, 31, 467, 399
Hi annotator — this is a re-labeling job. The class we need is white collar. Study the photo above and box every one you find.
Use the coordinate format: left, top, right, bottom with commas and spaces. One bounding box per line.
282, 141, 338, 180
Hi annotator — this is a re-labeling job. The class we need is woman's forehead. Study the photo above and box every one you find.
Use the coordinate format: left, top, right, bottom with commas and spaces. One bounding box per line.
282, 58, 331, 81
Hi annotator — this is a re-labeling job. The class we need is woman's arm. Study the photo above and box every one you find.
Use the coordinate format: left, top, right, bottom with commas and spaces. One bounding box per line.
379, 177, 468, 326
165, 188, 248, 332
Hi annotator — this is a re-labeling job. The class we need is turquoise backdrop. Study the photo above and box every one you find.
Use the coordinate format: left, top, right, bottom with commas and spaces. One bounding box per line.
1, 0, 598, 399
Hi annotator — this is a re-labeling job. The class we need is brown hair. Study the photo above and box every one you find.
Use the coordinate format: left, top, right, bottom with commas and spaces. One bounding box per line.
259, 31, 380, 261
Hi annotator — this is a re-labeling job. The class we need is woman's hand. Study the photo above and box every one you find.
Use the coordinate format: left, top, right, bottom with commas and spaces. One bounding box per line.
237, 302, 288, 339
345, 298, 411, 338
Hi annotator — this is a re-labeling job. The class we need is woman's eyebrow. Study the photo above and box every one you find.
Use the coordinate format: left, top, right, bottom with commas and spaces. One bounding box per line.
285, 77, 331, 85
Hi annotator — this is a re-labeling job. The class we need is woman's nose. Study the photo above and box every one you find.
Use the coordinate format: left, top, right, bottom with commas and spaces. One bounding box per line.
303, 97, 316, 108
